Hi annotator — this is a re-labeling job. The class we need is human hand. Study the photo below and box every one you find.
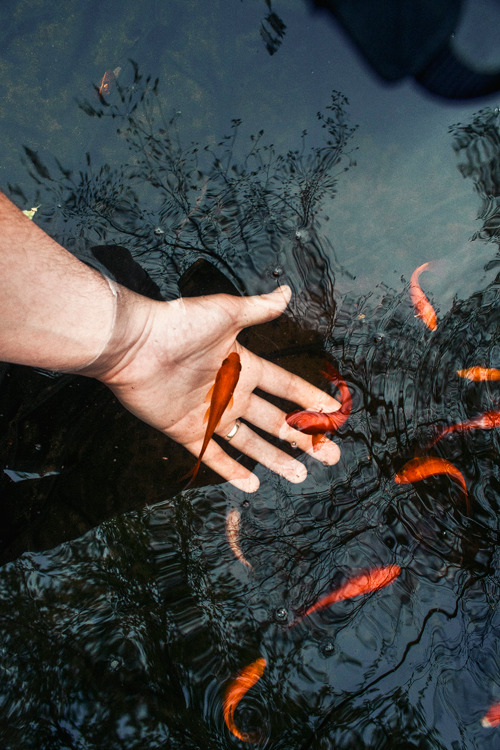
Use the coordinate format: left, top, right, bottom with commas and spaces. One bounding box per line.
91, 284, 341, 492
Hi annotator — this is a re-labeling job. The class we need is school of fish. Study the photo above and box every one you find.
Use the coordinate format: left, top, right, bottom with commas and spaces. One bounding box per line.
187, 260, 499, 741
401, 261, 500, 728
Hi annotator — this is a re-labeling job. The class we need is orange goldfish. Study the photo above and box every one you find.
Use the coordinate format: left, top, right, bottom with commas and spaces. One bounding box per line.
410, 262, 437, 331
293, 565, 400, 624
98, 66, 121, 97
482, 701, 500, 728
395, 456, 469, 513
428, 410, 500, 448
226, 509, 252, 569
457, 367, 500, 381
223, 657, 266, 742
185, 352, 241, 484
286, 363, 352, 451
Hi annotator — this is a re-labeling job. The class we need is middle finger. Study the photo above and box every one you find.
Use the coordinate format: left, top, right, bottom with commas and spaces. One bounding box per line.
240, 392, 341, 465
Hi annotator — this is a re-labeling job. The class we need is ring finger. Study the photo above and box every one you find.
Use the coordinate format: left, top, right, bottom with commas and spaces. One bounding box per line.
226, 393, 340, 465
217, 418, 308, 483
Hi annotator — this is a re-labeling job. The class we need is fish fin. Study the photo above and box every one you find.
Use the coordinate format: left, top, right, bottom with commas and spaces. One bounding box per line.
181, 470, 195, 491
203, 384, 217, 422
204, 404, 229, 428
181, 457, 202, 490
312, 433, 327, 451
321, 363, 341, 383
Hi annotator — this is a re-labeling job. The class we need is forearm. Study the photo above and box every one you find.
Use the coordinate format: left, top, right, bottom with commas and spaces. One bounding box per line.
0, 193, 138, 374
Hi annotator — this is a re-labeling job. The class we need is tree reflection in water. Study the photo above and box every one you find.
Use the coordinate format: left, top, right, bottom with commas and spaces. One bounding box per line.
0, 63, 357, 564
18, 60, 357, 312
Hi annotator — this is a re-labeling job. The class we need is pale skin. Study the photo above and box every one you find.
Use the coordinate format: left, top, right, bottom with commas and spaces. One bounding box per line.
0, 192, 341, 492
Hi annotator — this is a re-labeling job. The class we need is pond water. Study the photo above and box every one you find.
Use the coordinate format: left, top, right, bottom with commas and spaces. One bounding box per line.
1, 0, 500, 747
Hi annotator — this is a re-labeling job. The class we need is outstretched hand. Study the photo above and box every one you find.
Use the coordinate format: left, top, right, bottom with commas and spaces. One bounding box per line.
0, 194, 340, 492
94, 285, 341, 492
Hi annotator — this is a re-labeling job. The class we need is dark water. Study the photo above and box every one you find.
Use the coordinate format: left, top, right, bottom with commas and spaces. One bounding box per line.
2, 0, 500, 747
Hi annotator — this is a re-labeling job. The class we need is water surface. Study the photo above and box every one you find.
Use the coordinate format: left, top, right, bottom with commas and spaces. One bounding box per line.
1, 1, 500, 747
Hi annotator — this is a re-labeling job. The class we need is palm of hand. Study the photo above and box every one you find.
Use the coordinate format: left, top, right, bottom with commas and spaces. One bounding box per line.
101, 289, 341, 491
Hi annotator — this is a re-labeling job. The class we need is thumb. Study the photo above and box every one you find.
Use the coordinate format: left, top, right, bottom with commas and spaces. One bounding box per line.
236, 285, 292, 328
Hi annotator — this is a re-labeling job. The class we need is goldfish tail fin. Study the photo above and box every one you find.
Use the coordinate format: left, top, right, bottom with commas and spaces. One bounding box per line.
182, 477, 194, 492
312, 434, 327, 451
321, 362, 341, 384
181, 472, 195, 492
425, 427, 447, 451
181, 459, 202, 490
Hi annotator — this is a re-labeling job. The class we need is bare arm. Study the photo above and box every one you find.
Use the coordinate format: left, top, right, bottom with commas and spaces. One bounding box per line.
0, 193, 341, 491
0, 192, 125, 371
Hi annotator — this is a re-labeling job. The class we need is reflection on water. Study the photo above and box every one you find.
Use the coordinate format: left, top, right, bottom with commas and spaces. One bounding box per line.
0, 64, 357, 562
2, 253, 500, 747
1, 425, 499, 749
451, 106, 500, 245
18, 60, 357, 311
2, 27, 500, 750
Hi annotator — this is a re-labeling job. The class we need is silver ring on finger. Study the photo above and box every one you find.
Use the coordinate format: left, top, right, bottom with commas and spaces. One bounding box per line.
225, 420, 241, 441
